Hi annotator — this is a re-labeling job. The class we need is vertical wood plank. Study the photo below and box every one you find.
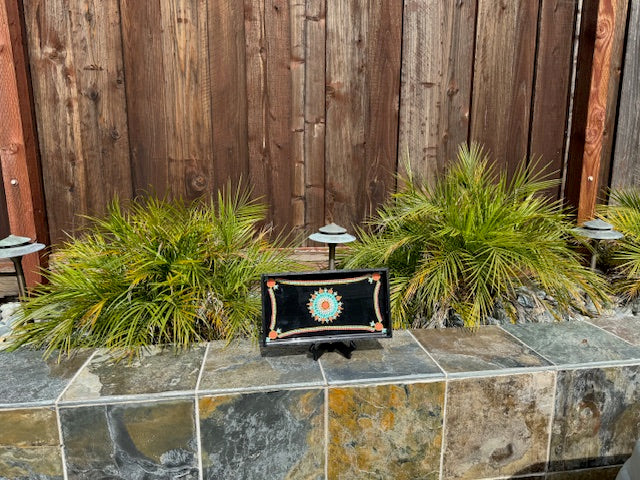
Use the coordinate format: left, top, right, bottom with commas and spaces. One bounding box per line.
25, 0, 130, 245
245, 0, 295, 231
470, 0, 539, 177
565, 0, 600, 213
398, 0, 476, 182
290, 0, 305, 236
610, 0, 640, 190
161, 0, 213, 201
529, 0, 577, 199
596, 0, 628, 200
24, 0, 82, 243
208, 0, 249, 194
69, 0, 132, 210
304, 0, 326, 234
326, 0, 402, 229
576, 0, 618, 221
364, 1, 402, 214
120, 0, 169, 197
0, 0, 48, 285
326, 0, 368, 228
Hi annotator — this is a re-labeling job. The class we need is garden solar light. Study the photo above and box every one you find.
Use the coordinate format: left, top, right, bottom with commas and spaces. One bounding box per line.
573, 218, 623, 270
0, 235, 45, 299
308, 223, 355, 270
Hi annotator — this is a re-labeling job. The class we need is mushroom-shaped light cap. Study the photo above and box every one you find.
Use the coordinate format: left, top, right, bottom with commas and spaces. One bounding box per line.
308, 223, 356, 244
0, 235, 45, 259
574, 219, 624, 240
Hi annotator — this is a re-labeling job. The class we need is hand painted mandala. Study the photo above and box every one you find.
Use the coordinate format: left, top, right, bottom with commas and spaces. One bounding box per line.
307, 288, 343, 323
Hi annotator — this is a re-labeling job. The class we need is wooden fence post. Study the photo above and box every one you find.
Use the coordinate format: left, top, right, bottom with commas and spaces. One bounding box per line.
565, 0, 628, 223
0, 0, 48, 287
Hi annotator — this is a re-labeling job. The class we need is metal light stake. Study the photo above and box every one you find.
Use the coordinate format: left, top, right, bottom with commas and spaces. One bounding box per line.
573, 219, 623, 270
308, 223, 355, 270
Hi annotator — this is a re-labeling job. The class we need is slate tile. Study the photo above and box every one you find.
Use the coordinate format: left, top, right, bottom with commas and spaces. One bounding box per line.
199, 388, 324, 480
549, 365, 640, 471
0, 407, 63, 480
61, 345, 205, 403
328, 382, 445, 480
198, 340, 323, 393
412, 326, 550, 375
60, 399, 198, 480
319, 330, 443, 384
0, 349, 91, 407
587, 315, 640, 346
442, 372, 555, 479
501, 322, 640, 366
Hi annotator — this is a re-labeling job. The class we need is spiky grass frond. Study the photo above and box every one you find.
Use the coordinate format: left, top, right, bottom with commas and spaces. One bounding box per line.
344, 144, 607, 327
604, 189, 640, 297
10, 190, 296, 357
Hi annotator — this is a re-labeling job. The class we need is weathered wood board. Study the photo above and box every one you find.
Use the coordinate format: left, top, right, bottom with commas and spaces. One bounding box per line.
325, 0, 402, 229
611, 0, 640, 191
398, 0, 476, 183
470, 0, 539, 178
25, 0, 132, 244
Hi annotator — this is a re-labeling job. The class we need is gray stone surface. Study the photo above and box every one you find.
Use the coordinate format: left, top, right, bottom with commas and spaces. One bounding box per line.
501, 321, 640, 366
61, 345, 205, 403
0, 407, 63, 480
328, 382, 445, 479
60, 398, 198, 480
442, 372, 556, 479
550, 366, 640, 471
319, 330, 443, 384
199, 389, 324, 480
412, 326, 550, 375
198, 340, 323, 393
587, 315, 640, 346
0, 350, 91, 407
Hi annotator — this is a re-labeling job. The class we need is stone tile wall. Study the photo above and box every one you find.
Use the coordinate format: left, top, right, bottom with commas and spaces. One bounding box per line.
1, 320, 639, 480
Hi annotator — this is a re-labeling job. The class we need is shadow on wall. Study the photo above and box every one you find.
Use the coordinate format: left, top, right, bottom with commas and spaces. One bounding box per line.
509, 457, 624, 478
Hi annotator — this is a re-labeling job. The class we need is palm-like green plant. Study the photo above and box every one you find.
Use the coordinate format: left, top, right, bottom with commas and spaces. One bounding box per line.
10, 189, 296, 357
604, 189, 640, 297
343, 144, 607, 327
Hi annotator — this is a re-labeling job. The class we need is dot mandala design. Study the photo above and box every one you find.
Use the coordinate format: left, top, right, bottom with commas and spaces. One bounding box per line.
307, 288, 343, 323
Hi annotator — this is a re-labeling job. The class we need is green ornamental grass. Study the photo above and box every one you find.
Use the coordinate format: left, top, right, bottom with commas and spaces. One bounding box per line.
9, 189, 296, 357
604, 189, 640, 298
343, 144, 607, 327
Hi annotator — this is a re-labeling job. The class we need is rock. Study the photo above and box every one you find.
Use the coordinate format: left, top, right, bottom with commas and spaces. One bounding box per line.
446, 311, 465, 328
516, 290, 535, 309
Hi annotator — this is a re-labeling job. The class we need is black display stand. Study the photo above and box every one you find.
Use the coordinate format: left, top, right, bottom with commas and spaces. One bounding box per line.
309, 341, 356, 361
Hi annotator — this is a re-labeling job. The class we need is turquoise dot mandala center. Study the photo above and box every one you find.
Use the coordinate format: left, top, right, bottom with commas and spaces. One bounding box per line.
307, 288, 343, 323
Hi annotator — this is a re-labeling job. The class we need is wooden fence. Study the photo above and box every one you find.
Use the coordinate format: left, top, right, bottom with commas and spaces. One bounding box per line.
1, 0, 635, 248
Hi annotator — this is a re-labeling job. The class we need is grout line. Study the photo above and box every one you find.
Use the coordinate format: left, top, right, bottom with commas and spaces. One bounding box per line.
195, 343, 210, 480
405, 331, 449, 480
197, 381, 326, 397
407, 330, 448, 377
438, 378, 449, 480
582, 317, 639, 347
57, 390, 199, 408
55, 404, 69, 480
497, 325, 557, 366
318, 359, 329, 480
317, 357, 328, 386
53, 348, 101, 480
55, 349, 99, 405
195, 342, 211, 393
57, 394, 198, 409
324, 386, 329, 480
195, 395, 203, 480
544, 370, 559, 476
